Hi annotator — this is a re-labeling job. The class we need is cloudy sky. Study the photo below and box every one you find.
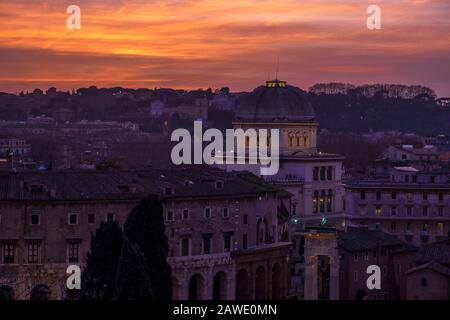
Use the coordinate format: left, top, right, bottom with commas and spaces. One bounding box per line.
0, 0, 449, 95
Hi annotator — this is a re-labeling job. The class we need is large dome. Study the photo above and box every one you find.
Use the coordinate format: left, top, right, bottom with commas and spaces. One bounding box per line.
235, 80, 316, 122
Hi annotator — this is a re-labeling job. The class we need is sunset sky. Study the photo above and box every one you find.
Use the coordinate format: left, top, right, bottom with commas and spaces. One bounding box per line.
0, 0, 449, 96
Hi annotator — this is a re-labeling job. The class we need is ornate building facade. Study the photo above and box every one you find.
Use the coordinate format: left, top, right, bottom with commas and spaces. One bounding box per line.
223, 79, 346, 227
0, 168, 291, 300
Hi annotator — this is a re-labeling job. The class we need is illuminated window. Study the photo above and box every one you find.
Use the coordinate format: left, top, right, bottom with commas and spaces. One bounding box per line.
319, 190, 325, 213
375, 206, 382, 216
437, 223, 444, 234
313, 191, 319, 214
406, 193, 413, 201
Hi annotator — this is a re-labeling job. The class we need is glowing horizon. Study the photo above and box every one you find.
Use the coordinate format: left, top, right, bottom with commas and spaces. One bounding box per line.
0, 0, 449, 96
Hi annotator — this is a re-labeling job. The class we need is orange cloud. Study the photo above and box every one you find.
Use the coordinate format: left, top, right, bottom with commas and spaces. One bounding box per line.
0, 0, 448, 95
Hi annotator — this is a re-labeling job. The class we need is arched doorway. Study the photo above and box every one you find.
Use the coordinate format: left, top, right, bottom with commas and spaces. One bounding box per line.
355, 289, 367, 300
188, 274, 204, 300
236, 269, 249, 300
212, 271, 227, 300
30, 284, 51, 300
271, 263, 282, 300
0, 285, 14, 300
255, 266, 266, 300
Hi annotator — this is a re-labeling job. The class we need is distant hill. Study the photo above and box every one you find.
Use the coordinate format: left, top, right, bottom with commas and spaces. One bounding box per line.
307, 83, 449, 136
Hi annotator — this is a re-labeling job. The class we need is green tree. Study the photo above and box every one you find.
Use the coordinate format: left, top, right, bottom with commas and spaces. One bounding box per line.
124, 195, 172, 300
80, 221, 123, 300
113, 237, 153, 300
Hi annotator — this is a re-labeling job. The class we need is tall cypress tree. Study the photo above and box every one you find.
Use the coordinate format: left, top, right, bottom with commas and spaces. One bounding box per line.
113, 237, 154, 300
80, 221, 123, 300
124, 195, 172, 300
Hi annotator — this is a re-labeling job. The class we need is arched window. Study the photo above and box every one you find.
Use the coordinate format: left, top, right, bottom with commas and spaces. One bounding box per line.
320, 167, 326, 180
327, 189, 333, 212
327, 166, 333, 180
320, 190, 326, 213
313, 191, 319, 213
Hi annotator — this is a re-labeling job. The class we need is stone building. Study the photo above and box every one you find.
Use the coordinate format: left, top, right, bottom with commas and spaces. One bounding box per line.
338, 228, 416, 300
406, 235, 450, 300
222, 79, 345, 227
344, 166, 450, 246
0, 168, 291, 300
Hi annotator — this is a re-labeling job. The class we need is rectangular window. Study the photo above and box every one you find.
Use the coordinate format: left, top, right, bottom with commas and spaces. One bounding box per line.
326, 166, 333, 180
88, 213, 96, 224
422, 206, 428, 217
391, 206, 397, 216
182, 209, 189, 220
242, 234, 248, 250
438, 207, 444, 217
2, 243, 15, 264
423, 192, 428, 201
360, 191, 366, 200
353, 253, 358, 261
166, 211, 174, 221
406, 192, 413, 201
202, 234, 212, 254
381, 248, 387, 257
68, 213, 78, 225
391, 223, 397, 233
406, 206, 413, 216
364, 250, 369, 260
358, 206, 366, 216
313, 167, 319, 181
375, 206, 382, 216
204, 207, 211, 219
438, 193, 444, 201
391, 192, 397, 200
68, 242, 80, 263
222, 207, 229, 218
224, 233, 232, 252
354, 271, 358, 281
27, 241, 40, 264
376, 192, 381, 200
243, 214, 248, 225
181, 238, 190, 256
106, 213, 115, 222
30, 214, 40, 225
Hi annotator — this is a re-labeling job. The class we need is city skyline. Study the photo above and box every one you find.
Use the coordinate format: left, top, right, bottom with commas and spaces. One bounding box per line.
0, 0, 449, 96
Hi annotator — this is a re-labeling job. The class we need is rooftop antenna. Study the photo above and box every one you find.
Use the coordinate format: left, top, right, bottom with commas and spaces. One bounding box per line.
275, 57, 280, 80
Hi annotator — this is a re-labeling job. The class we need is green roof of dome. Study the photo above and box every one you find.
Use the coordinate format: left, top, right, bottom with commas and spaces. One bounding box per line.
235, 80, 316, 122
